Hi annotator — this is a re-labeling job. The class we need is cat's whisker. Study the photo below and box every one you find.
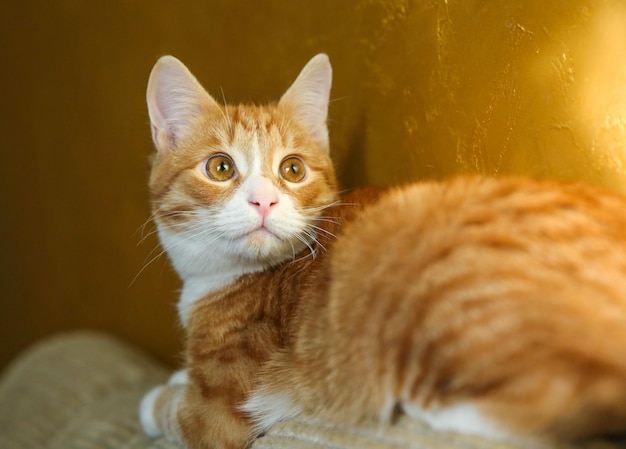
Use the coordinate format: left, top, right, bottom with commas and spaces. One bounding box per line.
140, 236, 171, 264
292, 231, 318, 261
137, 227, 162, 246
312, 216, 341, 226
219, 87, 234, 132
308, 224, 338, 240
301, 200, 359, 214
178, 226, 225, 247
300, 202, 339, 213
135, 208, 189, 243
129, 244, 170, 288
289, 246, 317, 266
146, 243, 169, 262
141, 215, 204, 244
135, 214, 158, 240
288, 240, 297, 261
150, 210, 204, 224
300, 228, 326, 256
280, 244, 316, 285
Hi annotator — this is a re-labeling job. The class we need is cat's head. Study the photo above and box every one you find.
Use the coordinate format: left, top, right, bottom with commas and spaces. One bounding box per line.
146, 54, 338, 281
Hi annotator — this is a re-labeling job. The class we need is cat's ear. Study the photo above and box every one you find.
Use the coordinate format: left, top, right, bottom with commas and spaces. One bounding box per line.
279, 54, 332, 153
146, 56, 221, 154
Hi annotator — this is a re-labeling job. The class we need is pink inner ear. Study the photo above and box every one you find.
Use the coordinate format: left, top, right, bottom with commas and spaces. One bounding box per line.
310, 126, 328, 145
147, 55, 221, 154
278, 55, 332, 152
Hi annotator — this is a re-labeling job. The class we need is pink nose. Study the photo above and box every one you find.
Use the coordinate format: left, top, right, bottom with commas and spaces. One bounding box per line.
247, 177, 279, 218
248, 196, 278, 218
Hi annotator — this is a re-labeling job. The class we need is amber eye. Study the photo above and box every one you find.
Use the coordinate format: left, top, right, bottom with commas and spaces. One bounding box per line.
279, 157, 307, 183
204, 154, 236, 181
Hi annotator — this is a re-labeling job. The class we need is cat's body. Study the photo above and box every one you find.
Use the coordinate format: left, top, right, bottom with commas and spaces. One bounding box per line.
139, 54, 626, 449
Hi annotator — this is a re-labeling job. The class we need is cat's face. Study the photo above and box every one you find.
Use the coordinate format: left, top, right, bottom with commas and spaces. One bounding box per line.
146, 55, 337, 278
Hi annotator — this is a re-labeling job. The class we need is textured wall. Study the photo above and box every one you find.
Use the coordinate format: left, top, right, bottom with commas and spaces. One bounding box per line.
2, 0, 626, 368
355, 0, 626, 190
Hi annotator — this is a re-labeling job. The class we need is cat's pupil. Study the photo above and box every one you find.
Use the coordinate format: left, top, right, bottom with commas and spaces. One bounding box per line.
217, 161, 229, 172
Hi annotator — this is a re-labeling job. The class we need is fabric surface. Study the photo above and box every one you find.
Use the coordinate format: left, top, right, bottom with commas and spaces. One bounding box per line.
0, 332, 622, 449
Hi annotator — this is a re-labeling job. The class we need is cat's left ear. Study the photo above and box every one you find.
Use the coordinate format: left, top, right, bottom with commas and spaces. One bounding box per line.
279, 54, 332, 153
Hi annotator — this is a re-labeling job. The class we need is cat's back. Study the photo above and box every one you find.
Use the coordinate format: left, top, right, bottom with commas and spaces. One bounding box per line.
330, 176, 626, 331
333, 175, 626, 287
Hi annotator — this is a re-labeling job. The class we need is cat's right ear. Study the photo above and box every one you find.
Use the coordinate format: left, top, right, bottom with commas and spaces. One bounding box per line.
146, 56, 220, 155
279, 54, 332, 153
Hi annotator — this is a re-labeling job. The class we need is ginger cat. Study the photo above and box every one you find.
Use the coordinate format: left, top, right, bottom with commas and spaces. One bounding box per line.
139, 54, 626, 449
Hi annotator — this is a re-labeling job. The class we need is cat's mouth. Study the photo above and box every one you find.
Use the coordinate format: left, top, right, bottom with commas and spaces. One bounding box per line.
241, 226, 285, 255
245, 226, 281, 241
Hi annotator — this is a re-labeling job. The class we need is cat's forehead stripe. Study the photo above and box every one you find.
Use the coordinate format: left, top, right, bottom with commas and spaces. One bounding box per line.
224, 105, 293, 173
228, 105, 278, 132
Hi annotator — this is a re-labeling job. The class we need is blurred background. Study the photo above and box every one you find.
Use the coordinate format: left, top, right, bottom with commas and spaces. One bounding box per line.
2, 0, 626, 370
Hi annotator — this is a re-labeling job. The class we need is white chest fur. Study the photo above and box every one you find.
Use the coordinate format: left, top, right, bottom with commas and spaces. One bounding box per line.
158, 227, 268, 326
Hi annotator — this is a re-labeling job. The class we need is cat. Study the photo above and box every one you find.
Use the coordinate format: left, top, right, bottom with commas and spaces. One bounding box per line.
139, 53, 626, 449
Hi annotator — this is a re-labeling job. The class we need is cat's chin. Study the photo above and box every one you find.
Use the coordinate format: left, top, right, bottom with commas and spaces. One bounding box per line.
241, 227, 303, 265
244, 228, 283, 252
247, 227, 279, 240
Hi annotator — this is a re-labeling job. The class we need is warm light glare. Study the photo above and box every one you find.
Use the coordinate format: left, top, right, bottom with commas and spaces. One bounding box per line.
578, 3, 626, 183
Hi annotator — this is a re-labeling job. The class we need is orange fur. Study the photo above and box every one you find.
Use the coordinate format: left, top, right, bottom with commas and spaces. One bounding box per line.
140, 54, 626, 449
260, 178, 626, 439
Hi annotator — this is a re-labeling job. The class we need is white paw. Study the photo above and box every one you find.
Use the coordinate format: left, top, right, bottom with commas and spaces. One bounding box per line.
168, 369, 188, 385
139, 386, 165, 437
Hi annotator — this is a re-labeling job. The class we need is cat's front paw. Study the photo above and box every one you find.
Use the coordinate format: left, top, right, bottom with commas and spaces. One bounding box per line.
139, 371, 186, 437
139, 383, 186, 441
139, 385, 166, 437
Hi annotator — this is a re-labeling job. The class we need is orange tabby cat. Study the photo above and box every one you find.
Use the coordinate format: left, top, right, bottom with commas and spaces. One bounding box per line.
139, 54, 626, 449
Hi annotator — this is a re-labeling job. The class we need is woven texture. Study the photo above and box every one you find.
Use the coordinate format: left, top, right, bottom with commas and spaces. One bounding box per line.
0, 332, 622, 449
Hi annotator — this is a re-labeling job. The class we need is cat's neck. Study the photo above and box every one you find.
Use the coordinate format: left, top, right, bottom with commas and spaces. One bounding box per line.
178, 270, 251, 326
158, 227, 280, 326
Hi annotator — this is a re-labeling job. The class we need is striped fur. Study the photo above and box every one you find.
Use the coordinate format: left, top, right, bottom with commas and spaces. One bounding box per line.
140, 54, 626, 449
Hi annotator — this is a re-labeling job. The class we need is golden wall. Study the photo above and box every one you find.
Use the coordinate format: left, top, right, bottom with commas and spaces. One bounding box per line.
2, 0, 626, 368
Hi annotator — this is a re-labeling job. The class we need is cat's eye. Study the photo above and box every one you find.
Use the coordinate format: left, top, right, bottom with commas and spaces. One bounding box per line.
204, 154, 236, 182
279, 157, 307, 183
